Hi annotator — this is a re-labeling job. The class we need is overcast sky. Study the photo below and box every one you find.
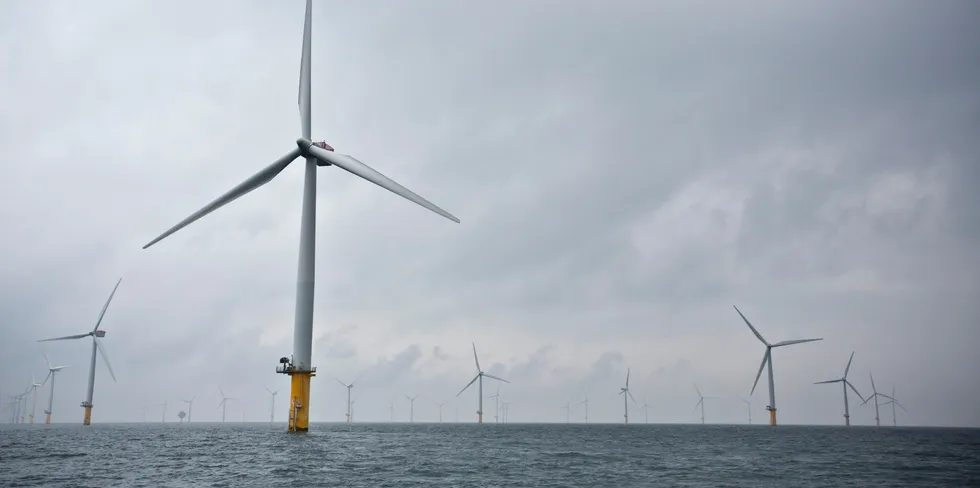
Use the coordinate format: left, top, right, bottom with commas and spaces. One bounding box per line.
1, 0, 978, 427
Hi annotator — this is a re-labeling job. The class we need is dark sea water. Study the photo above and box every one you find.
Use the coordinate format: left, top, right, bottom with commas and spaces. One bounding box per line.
2, 423, 979, 487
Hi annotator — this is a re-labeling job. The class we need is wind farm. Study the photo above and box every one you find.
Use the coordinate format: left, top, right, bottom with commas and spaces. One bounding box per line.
3, 0, 976, 486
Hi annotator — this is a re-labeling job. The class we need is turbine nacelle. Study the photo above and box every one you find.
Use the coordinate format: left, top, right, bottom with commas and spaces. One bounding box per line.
94, 330, 106, 338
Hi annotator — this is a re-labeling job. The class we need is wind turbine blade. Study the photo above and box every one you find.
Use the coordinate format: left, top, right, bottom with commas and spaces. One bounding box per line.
733, 305, 768, 345
771, 338, 822, 347
303, 141, 460, 223
626, 368, 630, 388
92, 277, 123, 332
750, 349, 770, 396
44, 353, 52, 369
38, 333, 90, 342
694, 384, 702, 397
265, 385, 272, 394
483, 373, 510, 384
456, 374, 480, 397
471, 342, 481, 372
335, 378, 348, 388
297, 0, 311, 139
844, 351, 855, 378
628, 391, 637, 403
845, 380, 865, 403
896, 401, 908, 412
878, 393, 895, 402
694, 398, 702, 411
860, 394, 875, 406
814, 379, 842, 385
216, 399, 225, 410
95, 338, 116, 382
142, 148, 303, 249
869, 373, 877, 393
41, 371, 52, 387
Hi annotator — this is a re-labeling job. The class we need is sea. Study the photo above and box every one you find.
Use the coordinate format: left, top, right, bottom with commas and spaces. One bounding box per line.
1, 423, 978, 487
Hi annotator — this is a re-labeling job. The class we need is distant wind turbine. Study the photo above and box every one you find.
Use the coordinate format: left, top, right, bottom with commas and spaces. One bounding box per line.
860, 373, 895, 427
264, 386, 279, 423
38, 278, 121, 425
140, 0, 459, 434
501, 402, 510, 423
456, 343, 509, 424
28, 374, 44, 425
879, 385, 907, 427
405, 395, 418, 423
579, 396, 589, 424
160, 400, 168, 423
734, 306, 823, 426
693, 384, 716, 424
740, 397, 752, 424
434, 401, 446, 423
619, 369, 637, 424
640, 397, 653, 424
488, 387, 501, 424
336, 378, 356, 424
181, 397, 195, 423
559, 400, 573, 424
814, 351, 865, 426
217, 388, 237, 423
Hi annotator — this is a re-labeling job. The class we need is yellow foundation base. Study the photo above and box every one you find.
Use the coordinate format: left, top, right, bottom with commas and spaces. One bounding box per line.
45, 413, 51, 425
844, 414, 850, 426
478, 412, 483, 424
769, 409, 777, 426
29, 415, 34, 425
288, 371, 313, 432
83, 407, 92, 426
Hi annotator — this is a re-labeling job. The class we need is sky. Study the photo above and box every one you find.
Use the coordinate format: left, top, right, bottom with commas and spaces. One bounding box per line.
1, 0, 978, 427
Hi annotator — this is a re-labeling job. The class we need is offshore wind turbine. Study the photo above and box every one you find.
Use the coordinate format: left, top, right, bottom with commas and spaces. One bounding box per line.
640, 397, 653, 424
734, 306, 822, 426
861, 373, 895, 427
740, 397, 752, 424
693, 384, 716, 424
140, 0, 458, 434
501, 402, 510, 423
880, 385, 907, 426
814, 351, 865, 426
560, 400, 572, 424
619, 369, 636, 424
579, 396, 589, 424
160, 400, 168, 423
38, 278, 121, 425
181, 397, 195, 423
457, 343, 509, 424
264, 386, 279, 423
217, 389, 237, 423
488, 387, 501, 424
405, 395, 418, 423
434, 401, 446, 423
336, 378, 355, 424
28, 374, 44, 425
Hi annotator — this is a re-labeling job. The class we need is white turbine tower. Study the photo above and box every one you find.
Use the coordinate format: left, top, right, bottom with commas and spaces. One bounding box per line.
693, 384, 716, 424
28, 374, 44, 425
740, 397, 752, 424
160, 400, 168, 423
880, 385, 907, 427
640, 397, 653, 424
434, 401, 446, 423
488, 387, 501, 424
217, 389, 237, 423
619, 368, 636, 424
336, 378, 355, 424
861, 373, 895, 427
456, 343, 509, 424
559, 400, 573, 424
814, 351, 866, 426
734, 306, 823, 426
181, 397, 195, 423
264, 386, 279, 423
140, 0, 458, 434
38, 278, 121, 426
579, 397, 589, 424
405, 395, 418, 423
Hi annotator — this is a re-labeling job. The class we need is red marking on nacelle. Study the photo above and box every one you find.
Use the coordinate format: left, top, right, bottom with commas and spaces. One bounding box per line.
313, 141, 334, 151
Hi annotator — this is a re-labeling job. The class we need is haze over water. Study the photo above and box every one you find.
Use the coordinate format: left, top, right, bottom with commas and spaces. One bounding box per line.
2, 423, 978, 487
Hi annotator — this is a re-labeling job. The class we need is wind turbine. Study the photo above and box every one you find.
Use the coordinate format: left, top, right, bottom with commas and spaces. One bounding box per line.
336, 378, 355, 424
434, 401, 446, 423
181, 396, 195, 423
264, 386, 279, 423
693, 384, 716, 424
501, 402, 510, 423
814, 351, 865, 426
456, 343, 509, 424
640, 397, 653, 424
217, 388, 237, 423
880, 385, 907, 426
579, 396, 589, 424
140, 0, 458, 434
28, 374, 44, 425
734, 306, 823, 426
740, 397, 752, 424
140, 406, 148, 423
405, 395, 418, 423
488, 387, 501, 424
860, 373, 895, 427
160, 400, 168, 423
349, 400, 355, 422
619, 368, 636, 424
38, 278, 121, 425
559, 400, 573, 424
